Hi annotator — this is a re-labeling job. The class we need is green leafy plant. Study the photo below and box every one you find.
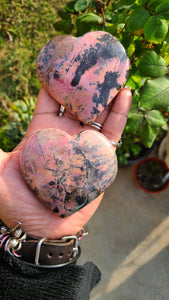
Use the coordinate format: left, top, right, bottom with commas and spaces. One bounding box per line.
54, 0, 169, 165
0, 96, 36, 152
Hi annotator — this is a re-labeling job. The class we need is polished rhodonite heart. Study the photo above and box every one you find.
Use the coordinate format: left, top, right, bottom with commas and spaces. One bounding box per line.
37, 31, 130, 124
20, 128, 117, 217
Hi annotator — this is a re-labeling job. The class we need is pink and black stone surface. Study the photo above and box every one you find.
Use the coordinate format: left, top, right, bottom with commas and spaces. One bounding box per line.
20, 31, 130, 217
37, 31, 130, 124
20, 129, 117, 217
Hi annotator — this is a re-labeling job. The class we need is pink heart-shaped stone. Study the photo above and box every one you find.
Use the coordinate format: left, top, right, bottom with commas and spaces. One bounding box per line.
37, 31, 130, 124
20, 129, 117, 217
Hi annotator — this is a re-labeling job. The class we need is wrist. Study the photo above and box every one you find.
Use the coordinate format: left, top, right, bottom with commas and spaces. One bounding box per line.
0, 221, 87, 268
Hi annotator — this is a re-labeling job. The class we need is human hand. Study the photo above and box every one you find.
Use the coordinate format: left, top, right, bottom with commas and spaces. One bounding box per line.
0, 87, 131, 239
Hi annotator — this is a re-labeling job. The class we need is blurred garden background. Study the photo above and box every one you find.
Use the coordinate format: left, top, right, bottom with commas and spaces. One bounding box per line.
0, 0, 169, 164
0, 0, 64, 151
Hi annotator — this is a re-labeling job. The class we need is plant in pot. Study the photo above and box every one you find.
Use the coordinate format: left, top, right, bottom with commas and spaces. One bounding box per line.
54, 0, 169, 166
116, 86, 169, 166
134, 157, 169, 193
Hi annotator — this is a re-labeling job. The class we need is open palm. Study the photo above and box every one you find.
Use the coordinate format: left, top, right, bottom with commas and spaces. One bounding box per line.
0, 87, 131, 239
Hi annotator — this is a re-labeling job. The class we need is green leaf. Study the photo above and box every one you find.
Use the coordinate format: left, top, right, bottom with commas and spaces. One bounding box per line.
130, 144, 142, 156
90, 0, 96, 9
65, 0, 76, 13
53, 20, 65, 31
145, 110, 167, 127
135, 0, 148, 5
126, 113, 144, 132
138, 51, 168, 77
160, 43, 169, 65
76, 13, 103, 24
121, 32, 132, 49
63, 18, 74, 34
57, 9, 70, 20
76, 13, 103, 35
126, 41, 135, 57
113, 0, 135, 10
74, 0, 89, 12
14, 100, 28, 113
156, 0, 169, 20
144, 16, 168, 43
123, 0, 136, 4
106, 24, 118, 36
140, 77, 169, 110
128, 7, 149, 32
165, 29, 169, 42
8, 27, 17, 35
53, 18, 74, 34
105, 12, 113, 22
140, 123, 158, 147
125, 75, 137, 89
129, 69, 147, 89
129, 90, 140, 112
147, 0, 160, 11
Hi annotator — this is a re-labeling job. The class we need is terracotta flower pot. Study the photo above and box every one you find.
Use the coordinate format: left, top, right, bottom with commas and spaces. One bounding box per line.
134, 157, 169, 194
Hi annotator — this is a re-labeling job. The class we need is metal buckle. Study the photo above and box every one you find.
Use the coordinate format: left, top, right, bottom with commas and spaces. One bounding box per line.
61, 235, 79, 258
34, 235, 79, 267
35, 237, 47, 265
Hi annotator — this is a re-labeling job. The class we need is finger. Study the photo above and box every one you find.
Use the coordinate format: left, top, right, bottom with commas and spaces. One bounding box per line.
34, 88, 81, 126
102, 87, 132, 143
23, 89, 82, 140
84, 87, 130, 132
84, 104, 110, 131
63, 109, 80, 122
23, 88, 61, 138
34, 87, 60, 115
95, 101, 113, 125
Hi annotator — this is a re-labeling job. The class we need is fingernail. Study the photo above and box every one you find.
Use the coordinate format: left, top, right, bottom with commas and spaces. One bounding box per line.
125, 85, 132, 90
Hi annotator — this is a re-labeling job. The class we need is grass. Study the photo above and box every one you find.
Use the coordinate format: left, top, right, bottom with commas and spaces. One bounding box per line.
0, 0, 64, 151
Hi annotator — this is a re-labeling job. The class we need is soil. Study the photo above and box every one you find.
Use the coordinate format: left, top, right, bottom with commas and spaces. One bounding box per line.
136, 160, 167, 192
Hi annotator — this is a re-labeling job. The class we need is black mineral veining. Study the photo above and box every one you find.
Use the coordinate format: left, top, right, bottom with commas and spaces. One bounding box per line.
91, 106, 100, 116
53, 206, 59, 213
97, 33, 115, 44
92, 71, 121, 109
97, 34, 127, 62
75, 195, 87, 205
71, 36, 127, 87
49, 181, 56, 186
71, 48, 98, 86
51, 195, 58, 202
53, 70, 60, 79
38, 40, 56, 69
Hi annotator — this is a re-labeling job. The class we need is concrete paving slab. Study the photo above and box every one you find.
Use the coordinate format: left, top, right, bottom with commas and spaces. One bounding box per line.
79, 164, 169, 300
